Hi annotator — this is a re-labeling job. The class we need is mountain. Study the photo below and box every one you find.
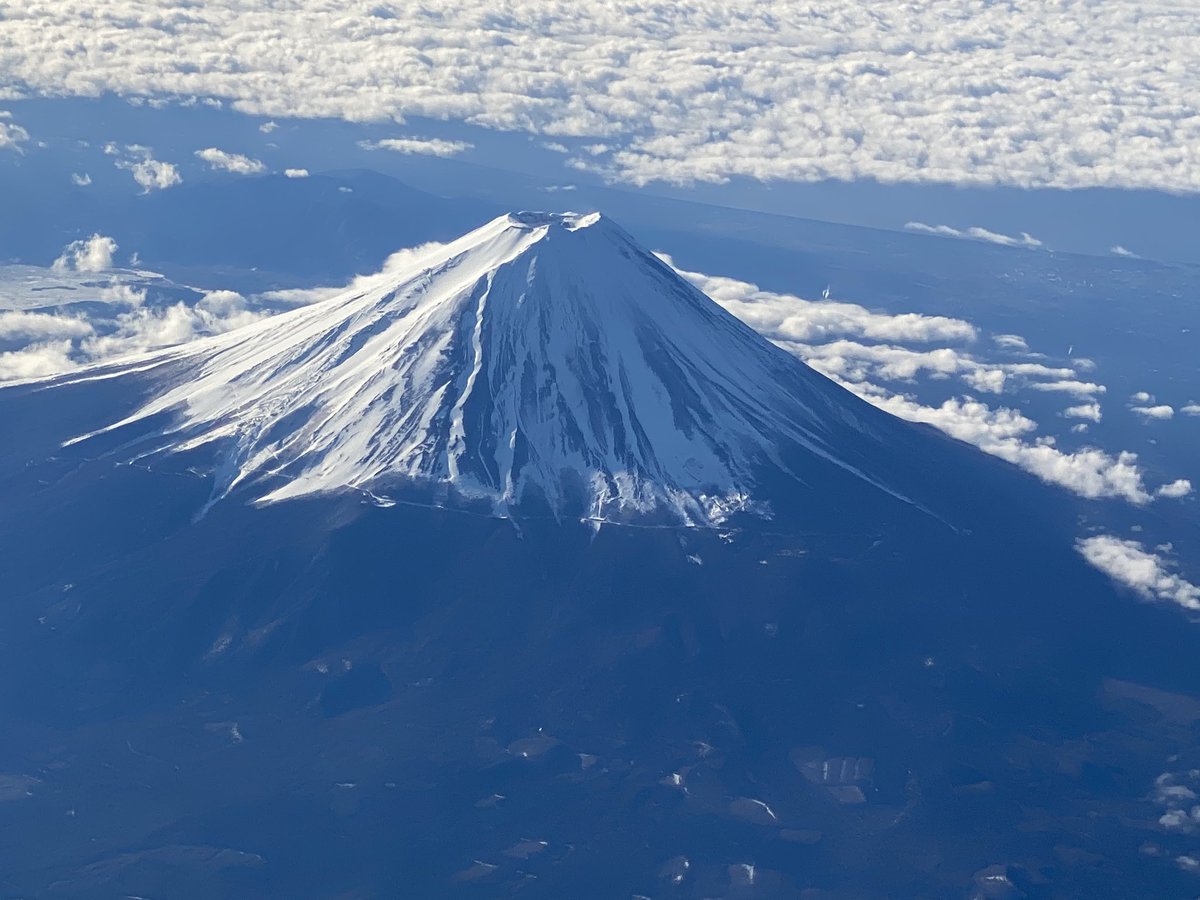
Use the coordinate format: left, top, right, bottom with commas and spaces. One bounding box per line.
60, 210, 946, 527
0, 213, 1196, 899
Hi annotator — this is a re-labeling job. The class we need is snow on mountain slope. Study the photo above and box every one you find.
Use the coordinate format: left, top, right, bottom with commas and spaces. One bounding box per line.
63, 212, 921, 524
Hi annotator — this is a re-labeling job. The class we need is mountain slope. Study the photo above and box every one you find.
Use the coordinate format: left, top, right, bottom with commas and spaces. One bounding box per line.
61, 211, 934, 525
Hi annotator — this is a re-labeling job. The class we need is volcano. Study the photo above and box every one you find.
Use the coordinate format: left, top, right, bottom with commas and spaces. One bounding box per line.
0, 213, 1196, 899
59, 211, 942, 526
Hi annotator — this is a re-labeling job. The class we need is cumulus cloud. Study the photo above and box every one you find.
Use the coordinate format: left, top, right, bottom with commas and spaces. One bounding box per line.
1157, 479, 1193, 499
0, 110, 29, 151
361, 137, 472, 157
259, 120, 278, 134
1078, 536, 1200, 610
1153, 771, 1200, 836
0, 340, 76, 379
195, 146, 266, 174
52, 234, 118, 272
1026, 380, 1107, 399
113, 145, 181, 192
70, 172, 92, 186
1064, 403, 1102, 422
905, 222, 1043, 249
4, 2, 1196, 190
78, 293, 265, 361
1182, 403, 1200, 416
1133, 404, 1174, 420
284, 167, 309, 178
0, 310, 93, 341
1110, 245, 1140, 258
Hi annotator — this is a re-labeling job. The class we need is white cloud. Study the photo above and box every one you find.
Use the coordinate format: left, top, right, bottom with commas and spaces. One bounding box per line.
114, 145, 181, 192
1064, 403, 1102, 422
1078, 536, 1200, 610
1026, 380, 1106, 398
195, 146, 266, 174
992, 334, 1029, 352
361, 137, 472, 157
1157, 479, 1193, 499
797, 339, 975, 383
962, 367, 1006, 393
99, 281, 148, 306
0, 110, 29, 151
52, 234, 118, 272
70, 172, 92, 186
1182, 403, 1200, 416
0, 310, 93, 341
1132, 404, 1174, 419
1131, 391, 1154, 403
0, 340, 75, 379
1110, 245, 1139, 258
1153, 771, 1200, 839
905, 222, 1043, 249
79, 295, 267, 361
284, 167, 309, 178
259, 120, 278, 134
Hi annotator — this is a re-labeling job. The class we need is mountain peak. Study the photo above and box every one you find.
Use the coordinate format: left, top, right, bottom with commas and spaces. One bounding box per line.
66, 211, 922, 526
505, 210, 604, 231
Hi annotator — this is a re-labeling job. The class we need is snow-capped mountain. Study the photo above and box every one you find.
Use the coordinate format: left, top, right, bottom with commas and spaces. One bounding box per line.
3, 212, 1197, 900
61, 211, 923, 524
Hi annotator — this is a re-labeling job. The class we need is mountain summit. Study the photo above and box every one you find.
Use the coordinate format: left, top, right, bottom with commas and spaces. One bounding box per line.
67, 211, 929, 524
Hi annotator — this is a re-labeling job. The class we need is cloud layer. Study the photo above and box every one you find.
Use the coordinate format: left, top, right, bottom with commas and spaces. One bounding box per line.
1, 2, 1199, 190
